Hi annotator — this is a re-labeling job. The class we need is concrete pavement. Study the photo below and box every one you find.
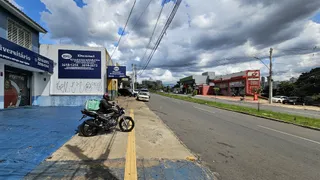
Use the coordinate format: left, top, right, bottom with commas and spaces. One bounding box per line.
148, 94, 320, 180
23, 97, 215, 179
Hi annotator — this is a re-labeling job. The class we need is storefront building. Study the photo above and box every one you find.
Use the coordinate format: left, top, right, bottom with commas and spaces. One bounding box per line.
179, 76, 195, 94
0, 1, 54, 109
179, 72, 215, 95
0, 1, 126, 109
38, 44, 118, 106
212, 70, 260, 96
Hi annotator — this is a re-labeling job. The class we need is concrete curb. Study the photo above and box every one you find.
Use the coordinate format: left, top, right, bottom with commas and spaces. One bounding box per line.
158, 94, 320, 132
195, 97, 320, 132
220, 107, 320, 131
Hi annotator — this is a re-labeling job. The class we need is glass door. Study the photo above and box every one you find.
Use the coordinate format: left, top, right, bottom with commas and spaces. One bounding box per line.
4, 66, 31, 108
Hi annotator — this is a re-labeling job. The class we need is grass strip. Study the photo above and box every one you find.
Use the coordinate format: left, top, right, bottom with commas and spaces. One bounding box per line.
156, 92, 320, 129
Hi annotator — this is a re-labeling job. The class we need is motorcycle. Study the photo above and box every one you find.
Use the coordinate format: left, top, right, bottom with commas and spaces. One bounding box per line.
78, 103, 135, 137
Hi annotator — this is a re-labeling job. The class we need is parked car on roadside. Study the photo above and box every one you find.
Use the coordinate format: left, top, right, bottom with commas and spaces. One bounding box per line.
132, 89, 139, 97
118, 88, 133, 97
282, 96, 305, 105
136, 89, 150, 101
272, 96, 288, 103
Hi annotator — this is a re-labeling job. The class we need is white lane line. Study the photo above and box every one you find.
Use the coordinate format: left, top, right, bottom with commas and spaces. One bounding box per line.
194, 106, 215, 114
257, 125, 320, 145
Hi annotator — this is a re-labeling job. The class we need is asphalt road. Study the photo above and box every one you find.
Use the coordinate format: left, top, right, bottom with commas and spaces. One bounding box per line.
147, 94, 320, 180
175, 94, 320, 119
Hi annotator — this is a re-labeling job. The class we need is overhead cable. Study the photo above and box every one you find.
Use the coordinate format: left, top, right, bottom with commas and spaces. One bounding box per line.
138, 5, 165, 71
139, 0, 182, 75
110, 0, 137, 60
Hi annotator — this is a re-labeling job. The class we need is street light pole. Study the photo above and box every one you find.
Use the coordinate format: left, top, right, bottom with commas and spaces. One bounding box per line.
269, 48, 273, 104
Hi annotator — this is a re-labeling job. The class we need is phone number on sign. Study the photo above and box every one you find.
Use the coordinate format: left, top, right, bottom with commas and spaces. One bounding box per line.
61, 63, 98, 67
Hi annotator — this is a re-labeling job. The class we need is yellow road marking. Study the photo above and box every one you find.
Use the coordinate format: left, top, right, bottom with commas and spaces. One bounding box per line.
124, 109, 137, 180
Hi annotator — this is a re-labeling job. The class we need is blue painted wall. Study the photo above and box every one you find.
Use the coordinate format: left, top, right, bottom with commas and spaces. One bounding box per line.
0, 6, 40, 53
0, 96, 3, 109
32, 95, 102, 107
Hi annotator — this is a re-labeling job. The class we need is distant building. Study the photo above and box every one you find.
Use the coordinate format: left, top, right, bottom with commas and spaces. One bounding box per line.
212, 70, 260, 96
273, 81, 281, 89
142, 79, 163, 89
156, 80, 163, 88
267, 76, 280, 89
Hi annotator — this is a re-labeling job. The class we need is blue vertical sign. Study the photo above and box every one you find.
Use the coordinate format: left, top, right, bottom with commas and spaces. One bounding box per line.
107, 66, 126, 78
58, 49, 101, 79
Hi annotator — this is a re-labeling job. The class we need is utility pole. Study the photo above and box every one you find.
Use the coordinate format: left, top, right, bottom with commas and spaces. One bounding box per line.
132, 64, 137, 92
134, 64, 137, 89
269, 48, 273, 104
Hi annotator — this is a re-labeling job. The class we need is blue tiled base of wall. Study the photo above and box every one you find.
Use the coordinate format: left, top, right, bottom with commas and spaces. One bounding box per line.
0, 96, 3, 109
32, 96, 102, 107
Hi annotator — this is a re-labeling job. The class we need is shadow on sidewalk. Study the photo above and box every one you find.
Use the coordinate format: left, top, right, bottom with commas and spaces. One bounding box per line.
25, 131, 122, 180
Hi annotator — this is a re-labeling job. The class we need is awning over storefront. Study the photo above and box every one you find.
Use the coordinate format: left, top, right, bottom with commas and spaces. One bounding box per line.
0, 37, 53, 73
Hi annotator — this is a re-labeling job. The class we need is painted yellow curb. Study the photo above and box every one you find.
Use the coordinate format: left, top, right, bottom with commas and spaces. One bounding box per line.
186, 156, 196, 162
124, 109, 137, 180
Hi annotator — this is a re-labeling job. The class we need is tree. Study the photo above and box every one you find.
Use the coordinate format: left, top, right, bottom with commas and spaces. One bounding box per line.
166, 86, 170, 92
173, 83, 180, 89
294, 67, 320, 97
262, 85, 277, 97
277, 81, 295, 96
213, 87, 220, 95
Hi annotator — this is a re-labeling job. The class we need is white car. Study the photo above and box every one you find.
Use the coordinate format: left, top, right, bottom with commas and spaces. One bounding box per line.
136, 89, 150, 101
272, 96, 288, 103
132, 89, 138, 97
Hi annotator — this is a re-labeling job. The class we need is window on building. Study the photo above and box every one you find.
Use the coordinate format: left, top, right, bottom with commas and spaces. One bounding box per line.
7, 19, 32, 50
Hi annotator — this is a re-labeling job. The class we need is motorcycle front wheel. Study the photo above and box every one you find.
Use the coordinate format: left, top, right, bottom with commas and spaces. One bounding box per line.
119, 117, 135, 132
79, 120, 98, 137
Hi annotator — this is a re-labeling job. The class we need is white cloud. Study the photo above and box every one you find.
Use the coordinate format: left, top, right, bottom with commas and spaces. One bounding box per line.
8, 0, 23, 10
40, 0, 320, 84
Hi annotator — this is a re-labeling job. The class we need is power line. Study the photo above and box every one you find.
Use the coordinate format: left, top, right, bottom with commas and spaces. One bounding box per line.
138, 5, 165, 72
139, 0, 182, 75
110, 0, 137, 60
131, 0, 154, 32
254, 56, 270, 70
120, 0, 154, 48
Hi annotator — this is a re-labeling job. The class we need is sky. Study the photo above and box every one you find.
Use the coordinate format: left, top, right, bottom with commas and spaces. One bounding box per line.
10, 0, 320, 84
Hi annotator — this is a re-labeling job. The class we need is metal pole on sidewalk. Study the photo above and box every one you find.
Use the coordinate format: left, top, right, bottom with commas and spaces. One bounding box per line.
269, 48, 273, 104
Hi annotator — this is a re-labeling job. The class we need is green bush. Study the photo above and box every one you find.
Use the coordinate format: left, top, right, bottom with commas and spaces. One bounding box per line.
192, 90, 198, 96
312, 94, 320, 101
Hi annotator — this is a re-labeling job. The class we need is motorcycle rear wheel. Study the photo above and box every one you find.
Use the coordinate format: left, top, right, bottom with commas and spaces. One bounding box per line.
79, 120, 98, 137
119, 117, 135, 132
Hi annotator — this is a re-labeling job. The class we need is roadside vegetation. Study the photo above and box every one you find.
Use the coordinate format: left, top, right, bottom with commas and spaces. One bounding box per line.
263, 67, 320, 106
156, 92, 320, 129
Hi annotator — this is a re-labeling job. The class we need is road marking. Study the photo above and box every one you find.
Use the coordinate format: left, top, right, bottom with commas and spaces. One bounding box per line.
194, 106, 215, 114
257, 125, 320, 145
124, 109, 137, 180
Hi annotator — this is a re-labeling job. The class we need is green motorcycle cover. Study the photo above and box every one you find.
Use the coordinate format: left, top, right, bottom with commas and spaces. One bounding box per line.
84, 99, 100, 111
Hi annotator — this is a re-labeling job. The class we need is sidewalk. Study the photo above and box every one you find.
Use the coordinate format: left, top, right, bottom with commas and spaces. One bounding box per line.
0, 106, 81, 179
25, 97, 216, 179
